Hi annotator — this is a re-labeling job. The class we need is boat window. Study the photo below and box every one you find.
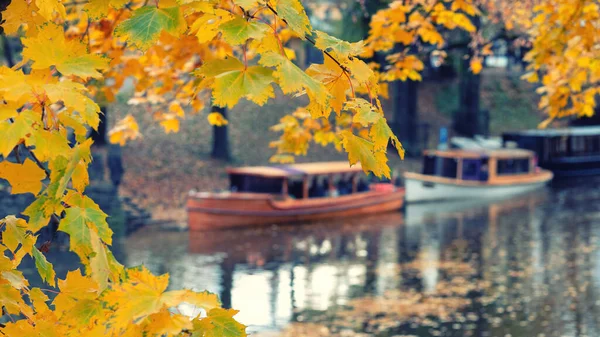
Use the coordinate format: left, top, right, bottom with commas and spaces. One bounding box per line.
440, 158, 458, 178
462, 159, 481, 181
496, 158, 530, 175
422, 155, 436, 175
422, 155, 458, 178
230, 174, 284, 194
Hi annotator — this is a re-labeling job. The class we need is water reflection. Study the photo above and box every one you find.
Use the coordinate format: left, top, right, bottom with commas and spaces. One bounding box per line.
122, 179, 600, 337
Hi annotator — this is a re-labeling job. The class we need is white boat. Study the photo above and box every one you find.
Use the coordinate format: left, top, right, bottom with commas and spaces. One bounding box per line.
404, 148, 553, 203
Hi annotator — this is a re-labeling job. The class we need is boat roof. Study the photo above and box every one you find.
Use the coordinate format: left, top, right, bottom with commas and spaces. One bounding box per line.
503, 126, 600, 137
424, 148, 534, 159
226, 161, 364, 178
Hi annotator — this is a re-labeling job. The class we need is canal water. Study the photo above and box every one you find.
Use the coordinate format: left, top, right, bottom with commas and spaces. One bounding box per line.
23, 177, 600, 337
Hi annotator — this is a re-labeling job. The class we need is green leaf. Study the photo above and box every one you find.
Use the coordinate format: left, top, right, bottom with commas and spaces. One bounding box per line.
116, 6, 186, 50
198, 58, 275, 107
314, 30, 364, 59
219, 16, 268, 45
346, 98, 382, 126
276, 0, 311, 37
259, 52, 329, 108
213, 66, 275, 107
53, 140, 93, 199
22, 195, 63, 233
32, 247, 56, 287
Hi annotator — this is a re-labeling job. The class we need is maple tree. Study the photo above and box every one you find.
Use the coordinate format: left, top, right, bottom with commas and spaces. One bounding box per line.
0, 0, 599, 335
0, 0, 400, 335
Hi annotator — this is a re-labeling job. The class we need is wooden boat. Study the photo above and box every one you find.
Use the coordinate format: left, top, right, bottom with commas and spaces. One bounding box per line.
187, 162, 405, 230
404, 149, 553, 203
503, 126, 600, 177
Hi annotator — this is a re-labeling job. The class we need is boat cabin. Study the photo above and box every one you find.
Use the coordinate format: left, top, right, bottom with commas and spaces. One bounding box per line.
420, 149, 537, 182
226, 162, 375, 199
503, 126, 600, 176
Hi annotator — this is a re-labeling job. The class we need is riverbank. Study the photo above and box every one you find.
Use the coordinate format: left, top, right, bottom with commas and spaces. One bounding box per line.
111, 69, 543, 224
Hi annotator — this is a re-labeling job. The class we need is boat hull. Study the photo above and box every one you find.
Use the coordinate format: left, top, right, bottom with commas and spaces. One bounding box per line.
404, 172, 552, 203
187, 188, 405, 230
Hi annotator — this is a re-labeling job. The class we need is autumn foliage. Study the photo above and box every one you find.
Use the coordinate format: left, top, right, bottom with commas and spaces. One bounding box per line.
0, 0, 599, 335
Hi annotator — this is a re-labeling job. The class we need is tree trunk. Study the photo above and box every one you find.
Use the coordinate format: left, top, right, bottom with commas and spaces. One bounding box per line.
390, 79, 420, 156
453, 17, 488, 137
91, 106, 108, 146
2, 35, 14, 67
211, 106, 230, 160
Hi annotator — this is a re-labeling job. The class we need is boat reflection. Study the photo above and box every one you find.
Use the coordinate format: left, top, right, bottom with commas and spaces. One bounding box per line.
122, 187, 600, 336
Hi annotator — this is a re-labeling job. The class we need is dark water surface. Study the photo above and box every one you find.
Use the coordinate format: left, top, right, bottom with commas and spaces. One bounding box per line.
27, 178, 600, 337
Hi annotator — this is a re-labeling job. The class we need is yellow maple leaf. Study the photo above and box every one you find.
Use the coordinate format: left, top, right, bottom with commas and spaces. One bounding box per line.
35, 0, 66, 20
470, 57, 483, 74
144, 310, 192, 337
22, 24, 109, 79
207, 112, 228, 126
109, 115, 141, 146
0, 159, 47, 195
160, 117, 180, 133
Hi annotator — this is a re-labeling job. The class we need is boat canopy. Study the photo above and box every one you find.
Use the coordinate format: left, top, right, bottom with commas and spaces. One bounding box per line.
226, 162, 364, 178
423, 148, 533, 160
503, 125, 600, 137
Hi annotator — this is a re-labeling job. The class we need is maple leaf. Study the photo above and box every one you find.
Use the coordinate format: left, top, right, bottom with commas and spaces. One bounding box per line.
190, 9, 235, 43
43, 80, 101, 129
84, 0, 129, 19
470, 57, 483, 74
345, 98, 382, 127
219, 16, 269, 45
109, 115, 142, 145
0, 284, 28, 316
315, 31, 364, 59
340, 130, 390, 178
0, 159, 47, 195
162, 289, 221, 310
169, 102, 185, 117
207, 112, 229, 126
25, 129, 72, 162
116, 6, 187, 50
50, 140, 92, 199
306, 57, 350, 115
35, 0, 66, 20
0, 216, 29, 253
53, 269, 100, 314
22, 195, 64, 233
370, 117, 405, 159
197, 57, 275, 108
28, 288, 51, 314
192, 308, 247, 337
160, 117, 180, 134
104, 266, 170, 329
0, 110, 38, 158
144, 310, 193, 337
22, 24, 109, 79
58, 193, 112, 261
1, 270, 29, 290
232, 0, 258, 9
32, 247, 56, 287
1, 0, 45, 35
275, 0, 312, 37
259, 52, 330, 110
